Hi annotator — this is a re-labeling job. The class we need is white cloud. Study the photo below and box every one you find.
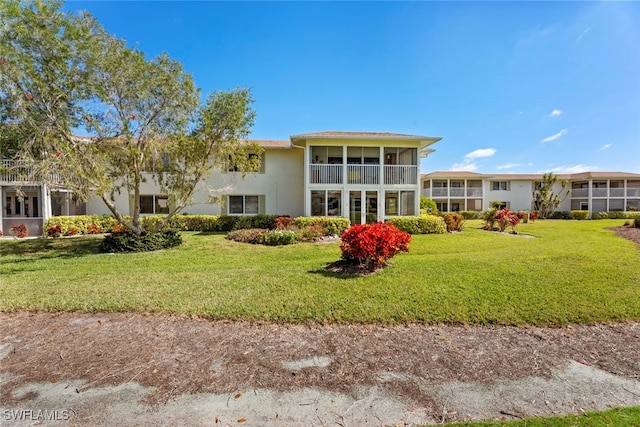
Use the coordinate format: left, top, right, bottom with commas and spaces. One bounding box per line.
541, 164, 598, 174
599, 144, 612, 151
450, 148, 497, 172
546, 109, 563, 118
465, 148, 496, 159
450, 161, 478, 172
541, 129, 568, 143
496, 162, 533, 170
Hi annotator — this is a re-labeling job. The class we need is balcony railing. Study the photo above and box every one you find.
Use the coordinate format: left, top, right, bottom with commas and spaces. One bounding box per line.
571, 188, 640, 198
629, 189, 640, 198
1, 159, 64, 185
347, 164, 378, 185
592, 188, 607, 197
309, 163, 419, 186
384, 165, 418, 185
610, 189, 625, 197
310, 164, 342, 184
466, 188, 483, 197
571, 189, 588, 198
423, 188, 483, 198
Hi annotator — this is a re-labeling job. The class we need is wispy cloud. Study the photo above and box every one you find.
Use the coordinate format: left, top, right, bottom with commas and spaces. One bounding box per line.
599, 144, 612, 151
450, 148, 496, 172
576, 27, 591, 43
465, 148, 496, 159
541, 129, 568, 143
545, 109, 563, 118
496, 162, 533, 170
541, 164, 598, 174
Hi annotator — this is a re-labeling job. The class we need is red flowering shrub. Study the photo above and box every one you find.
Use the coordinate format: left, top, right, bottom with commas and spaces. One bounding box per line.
530, 212, 538, 222
11, 224, 28, 238
65, 226, 79, 236
87, 223, 103, 234
340, 222, 411, 270
0, 229, 3, 237
494, 208, 520, 233
274, 216, 292, 230
47, 224, 62, 238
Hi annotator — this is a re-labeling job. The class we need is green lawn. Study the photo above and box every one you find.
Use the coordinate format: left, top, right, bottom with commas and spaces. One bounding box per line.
1, 219, 639, 325
443, 406, 640, 426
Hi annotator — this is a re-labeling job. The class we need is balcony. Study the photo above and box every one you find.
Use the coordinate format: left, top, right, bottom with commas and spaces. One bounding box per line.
384, 165, 418, 185
310, 164, 343, 184
423, 187, 483, 198
309, 164, 418, 186
1, 159, 64, 185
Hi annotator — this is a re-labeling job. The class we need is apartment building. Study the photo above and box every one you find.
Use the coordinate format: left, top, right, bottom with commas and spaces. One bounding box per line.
2, 131, 639, 236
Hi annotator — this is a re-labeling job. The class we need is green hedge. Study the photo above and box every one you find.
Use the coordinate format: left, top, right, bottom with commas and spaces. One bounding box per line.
386, 215, 446, 234
293, 216, 350, 236
570, 210, 589, 220
458, 210, 480, 220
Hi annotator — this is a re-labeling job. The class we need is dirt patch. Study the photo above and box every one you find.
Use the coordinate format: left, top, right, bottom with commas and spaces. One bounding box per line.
1, 312, 639, 425
610, 225, 640, 249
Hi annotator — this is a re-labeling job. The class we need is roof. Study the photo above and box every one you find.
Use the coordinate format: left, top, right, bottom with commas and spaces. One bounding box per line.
248, 140, 291, 149
291, 131, 438, 139
422, 171, 640, 180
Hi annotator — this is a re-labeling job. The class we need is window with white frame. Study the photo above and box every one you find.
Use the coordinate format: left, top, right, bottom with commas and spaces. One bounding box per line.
228, 195, 260, 215
140, 195, 169, 214
491, 181, 509, 191
311, 190, 341, 216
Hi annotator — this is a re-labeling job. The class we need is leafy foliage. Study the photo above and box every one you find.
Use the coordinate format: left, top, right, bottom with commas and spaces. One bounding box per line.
226, 229, 268, 245
570, 210, 589, 220
532, 173, 570, 219
386, 215, 446, 234
1, 0, 259, 236
443, 213, 465, 232
10, 224, 27, 238
340, 222, 411, 270
494, 208, 520, 233
101, 230, 182, 253
293, 216, 350, 236
263, 229, 298, 246
419, 197, 438, 215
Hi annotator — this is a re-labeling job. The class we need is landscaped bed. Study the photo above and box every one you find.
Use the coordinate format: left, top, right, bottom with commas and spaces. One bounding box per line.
1, 219, 639, 325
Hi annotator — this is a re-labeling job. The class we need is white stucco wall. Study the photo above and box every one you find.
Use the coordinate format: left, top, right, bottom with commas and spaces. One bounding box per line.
84, 147, 305, 218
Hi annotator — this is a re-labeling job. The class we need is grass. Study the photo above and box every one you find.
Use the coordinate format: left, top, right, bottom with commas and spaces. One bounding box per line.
443, 405, 640, 426
1, 219, 639, 325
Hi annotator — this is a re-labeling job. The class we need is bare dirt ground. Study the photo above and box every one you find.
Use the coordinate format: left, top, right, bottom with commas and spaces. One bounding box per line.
1, 226, 639, 426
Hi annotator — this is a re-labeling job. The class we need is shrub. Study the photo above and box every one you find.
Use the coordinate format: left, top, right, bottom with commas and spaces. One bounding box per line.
419, 197, 438, 215
87, 223, 103, 234
386, 215, 446, 234
570, 210, 589, 220
295, 223, 325, 242
628, 212, 640, 220
46, 224, 62, 238
10, 224, 28, 238
0, 229, 3, 237
182, 215, 220, 231
635, 218, 640, 228
263, 229, 298, 246
550, 211, 571, 220
494, 208, 520, 233
65, 226, 79, 236
340, 222, 411, 269
591, 212, 609, 220
293, 217, 350, 236
530, 212, 538, 222
459, 211, 480, 220
443, 213, 465, 232
481, 208, 498, 230
101, 230, 183, 253
275, 216, 292, 230
226, 228, 268, 244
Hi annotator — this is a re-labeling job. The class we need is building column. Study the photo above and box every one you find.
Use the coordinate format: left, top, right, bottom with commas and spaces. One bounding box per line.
588, 179, 593, 217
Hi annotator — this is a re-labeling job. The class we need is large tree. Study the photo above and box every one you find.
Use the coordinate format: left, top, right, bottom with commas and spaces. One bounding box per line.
532, 173, 570, 219
1, 0, 261, 235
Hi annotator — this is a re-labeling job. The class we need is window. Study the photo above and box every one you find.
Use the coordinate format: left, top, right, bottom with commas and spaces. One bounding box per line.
491, 181, 509, 191
311, 190, 341, 216
140, 195, 169, 214
228, 195, 260, 215
384, 191, 415, 215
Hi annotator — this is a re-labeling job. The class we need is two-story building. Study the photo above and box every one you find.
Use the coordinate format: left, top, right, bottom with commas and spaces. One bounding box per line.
422, 171, 640, 213
2, 131, 640, 236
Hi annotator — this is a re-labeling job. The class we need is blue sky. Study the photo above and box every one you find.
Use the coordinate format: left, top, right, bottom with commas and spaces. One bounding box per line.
65, 1, 640, 174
